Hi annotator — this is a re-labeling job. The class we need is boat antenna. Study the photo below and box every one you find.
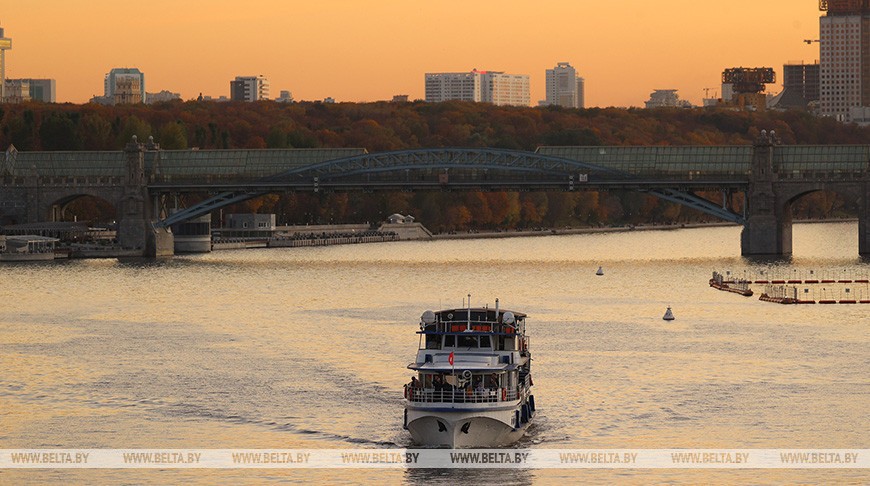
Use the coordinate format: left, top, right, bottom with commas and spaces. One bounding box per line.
467, 293, 472, 331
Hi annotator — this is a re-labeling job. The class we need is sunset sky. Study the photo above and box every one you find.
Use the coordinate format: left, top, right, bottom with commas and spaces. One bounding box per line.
3, 1, 823, 107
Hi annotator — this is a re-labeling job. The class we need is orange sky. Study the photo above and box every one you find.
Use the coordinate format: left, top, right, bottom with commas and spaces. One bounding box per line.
2, 0, 823, 107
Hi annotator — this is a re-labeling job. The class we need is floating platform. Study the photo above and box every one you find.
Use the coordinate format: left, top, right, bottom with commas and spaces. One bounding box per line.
753, 278, 865, 284
758, 295, 870, 305
714, 270, 870, 305
759, 294, 797, 304
709, 280, 753, 296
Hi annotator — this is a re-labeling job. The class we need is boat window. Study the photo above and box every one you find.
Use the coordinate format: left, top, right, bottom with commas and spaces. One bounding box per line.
444, 335, 455, 347
458, 335, 477, 348
479, 335, 491, 348
425, 334, 441, 350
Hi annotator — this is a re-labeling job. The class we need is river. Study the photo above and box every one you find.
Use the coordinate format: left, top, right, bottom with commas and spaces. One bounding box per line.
1, 222, 867, 484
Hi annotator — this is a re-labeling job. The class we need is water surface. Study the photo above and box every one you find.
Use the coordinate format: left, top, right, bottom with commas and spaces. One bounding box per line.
1, 222, 867, 483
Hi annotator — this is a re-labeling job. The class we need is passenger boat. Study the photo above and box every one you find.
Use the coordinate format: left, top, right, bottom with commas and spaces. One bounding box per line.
0, 235, 58, 262
403, 298, 536, 448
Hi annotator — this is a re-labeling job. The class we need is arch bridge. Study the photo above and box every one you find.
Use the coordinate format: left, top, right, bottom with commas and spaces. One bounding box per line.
1, 137, 868, 257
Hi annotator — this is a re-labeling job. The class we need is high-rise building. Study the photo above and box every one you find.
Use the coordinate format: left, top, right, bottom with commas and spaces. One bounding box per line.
783, 62, 821, 102
770, 62, 821, 111
425, 69, 530, 106
425, 71, 481, 103
818, 0, 870, 121
543, 62, 585, 108
104, 68, 145, 104
230, 75, 270, 101
482, 72, 530, 106
0, 27, 11, 102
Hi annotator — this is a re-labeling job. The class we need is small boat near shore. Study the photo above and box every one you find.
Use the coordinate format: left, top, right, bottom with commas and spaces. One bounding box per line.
403, 298, 536, 448
0, 235, 59, 262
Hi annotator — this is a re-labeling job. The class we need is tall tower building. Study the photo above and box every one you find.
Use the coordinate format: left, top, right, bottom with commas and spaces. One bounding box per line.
230, 75, 270, 101
0, 27, 12, 102
818, 0, 870, 122
104, 68, 145, 104
544, 62, 585, 108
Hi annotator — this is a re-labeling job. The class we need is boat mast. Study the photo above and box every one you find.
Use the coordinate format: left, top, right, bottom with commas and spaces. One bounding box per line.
467, 293, 471, 331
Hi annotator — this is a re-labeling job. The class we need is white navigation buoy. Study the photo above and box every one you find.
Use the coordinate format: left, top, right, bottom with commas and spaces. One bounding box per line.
663, 306, 675, 321
596, 266, 604, 276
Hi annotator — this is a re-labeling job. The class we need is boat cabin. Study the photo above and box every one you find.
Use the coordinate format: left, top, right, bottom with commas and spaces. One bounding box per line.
2, 235, 58, 254
417, 307, 528, 353
406, 305, 532, 404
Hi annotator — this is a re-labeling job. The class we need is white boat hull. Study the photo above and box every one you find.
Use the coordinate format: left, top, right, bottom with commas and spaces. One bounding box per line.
406, 406, 531, 448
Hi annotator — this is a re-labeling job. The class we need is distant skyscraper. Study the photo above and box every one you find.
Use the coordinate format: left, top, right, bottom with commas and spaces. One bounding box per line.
818, 1, 870, 122
104, 68, 145, 104
544, 62, 585, 108
425, 69, 529, 106
230, 75, 270, 101
0, 27, 11, 102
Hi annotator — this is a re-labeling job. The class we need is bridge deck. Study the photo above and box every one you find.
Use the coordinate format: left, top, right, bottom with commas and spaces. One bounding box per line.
3, 145, 867, 185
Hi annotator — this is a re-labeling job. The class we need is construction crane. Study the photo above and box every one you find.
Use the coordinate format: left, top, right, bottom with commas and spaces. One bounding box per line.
803, 39, 820, 44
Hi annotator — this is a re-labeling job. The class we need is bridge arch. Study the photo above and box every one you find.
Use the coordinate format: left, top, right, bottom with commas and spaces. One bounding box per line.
775, 184, 864, 255
158, 147, 735, 227
41, 190, 122, 225
267, 147, 627, 183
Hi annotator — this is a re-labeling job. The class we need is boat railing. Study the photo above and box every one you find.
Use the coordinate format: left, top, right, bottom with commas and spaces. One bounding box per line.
519, 375, 533, 401
404, 386, 519, 403
427, 319, 523, 335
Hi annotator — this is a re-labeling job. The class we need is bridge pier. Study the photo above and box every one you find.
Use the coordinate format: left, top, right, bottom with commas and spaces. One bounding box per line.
117, 137, 173, 257
741, 209, 792, 257
741, 132, 791, 258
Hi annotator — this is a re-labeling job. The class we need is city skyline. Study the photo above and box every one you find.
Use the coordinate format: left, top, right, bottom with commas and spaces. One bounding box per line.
3, 1, 822, 106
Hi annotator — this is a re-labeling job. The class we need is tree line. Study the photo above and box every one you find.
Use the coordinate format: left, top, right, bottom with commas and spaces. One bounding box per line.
0, 100, 866, 230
